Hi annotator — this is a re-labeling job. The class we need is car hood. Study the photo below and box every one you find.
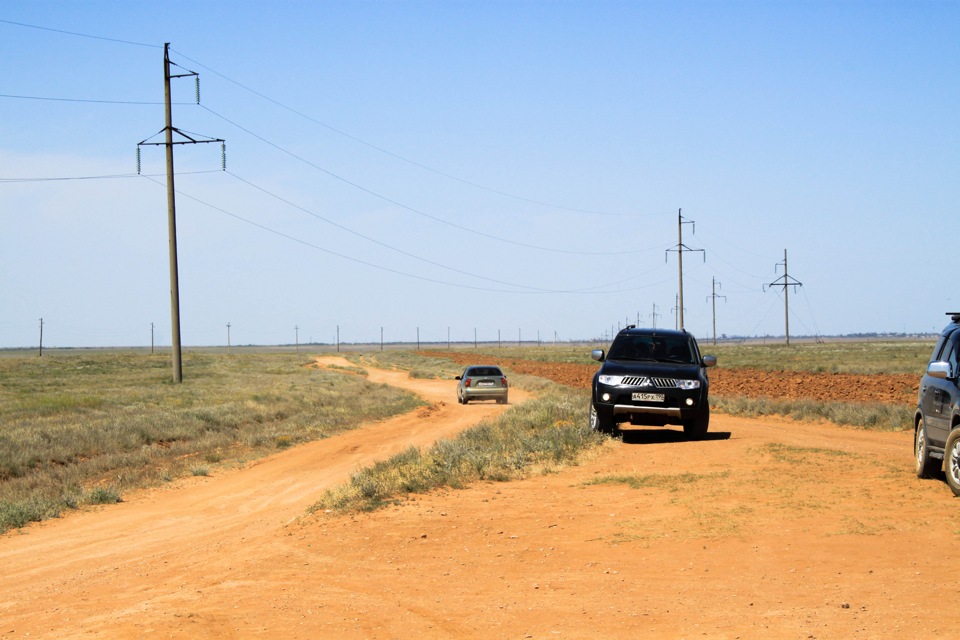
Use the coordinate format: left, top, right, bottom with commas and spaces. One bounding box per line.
599, 359, 701, 380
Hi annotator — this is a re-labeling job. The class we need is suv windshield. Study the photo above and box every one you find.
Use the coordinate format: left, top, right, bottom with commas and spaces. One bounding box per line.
607, 335, 695, 364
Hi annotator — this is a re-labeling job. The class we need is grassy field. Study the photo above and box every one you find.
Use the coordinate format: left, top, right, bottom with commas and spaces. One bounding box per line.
426, 338, 934, 375
0, 351, 423, 532
1, 340, 933, 528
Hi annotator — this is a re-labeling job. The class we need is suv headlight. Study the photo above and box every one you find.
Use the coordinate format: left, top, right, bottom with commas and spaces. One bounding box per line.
675, 379, 701, 390
598, 375, 622, 386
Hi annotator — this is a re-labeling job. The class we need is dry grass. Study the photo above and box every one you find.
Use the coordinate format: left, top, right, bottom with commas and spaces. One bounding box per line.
0, 351, 423, 532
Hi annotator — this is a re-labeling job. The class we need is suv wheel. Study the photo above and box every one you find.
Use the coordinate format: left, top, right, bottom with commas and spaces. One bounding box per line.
683, 405, 710, 440
945, 429, 960, 496
915, 416, 938, 479
589, 403, 615, 435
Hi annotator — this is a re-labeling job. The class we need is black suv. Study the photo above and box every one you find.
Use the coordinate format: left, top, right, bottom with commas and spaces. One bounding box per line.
915, 313, 960, 495
590, 326, 717, 438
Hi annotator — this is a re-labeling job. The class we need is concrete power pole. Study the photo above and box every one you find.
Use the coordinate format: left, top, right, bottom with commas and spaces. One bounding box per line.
665, 208, 704, 332
138, 43, 224, 383
765, 249, 803, 345
707, 277, 727, 345
38, 317, 43, 357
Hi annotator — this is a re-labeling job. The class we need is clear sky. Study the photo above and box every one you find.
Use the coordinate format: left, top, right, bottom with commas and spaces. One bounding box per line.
2, 1, 957, 348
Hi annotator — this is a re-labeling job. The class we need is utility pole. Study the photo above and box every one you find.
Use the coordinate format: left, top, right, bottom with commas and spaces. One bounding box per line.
137, 43, 224, 383
498, 329, 501, 349
474, 327, 477, 349
665, 208, 704, 331
447, 326, 451, 350
295, 325, 299, 355
707, 277, 727, 346
518, 328, 522, 348
226, 322, 231, 354
336, 325, 340, 353
671, 293, 687, 330
650, 303, 661, 330
38, 317, 43, 357
151, 322, 155, 355
416, 327, 420, 351
380, 326, 384, 351
764, 249, 803, 345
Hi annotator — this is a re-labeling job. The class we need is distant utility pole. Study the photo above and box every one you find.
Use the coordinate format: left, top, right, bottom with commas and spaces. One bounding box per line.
38, 317, 43, 357
226, 322, 231, 354
665, 208, 705, 331
707, 277, 727, 345
137, 43, 224, 383
416, 326, 420, 351
447, 326, 451, 350
671, 293, 687, 330
764, 249, 803, 345
380, 326, 384, 351
518, 328, 522, 348
498, 329, 501, 349
474, 327, 477, 349
151, 322, 155, 354
336, 325, 340, 353
295, 325, 299, 355
650, 303, 661, 330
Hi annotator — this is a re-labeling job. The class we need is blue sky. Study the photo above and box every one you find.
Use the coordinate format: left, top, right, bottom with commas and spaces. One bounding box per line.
2, 1, 957, 348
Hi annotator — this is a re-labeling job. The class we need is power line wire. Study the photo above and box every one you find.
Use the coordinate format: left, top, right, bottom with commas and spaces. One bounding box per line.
225, 170, 556, 292
171, 46, 649, 219
0, 93, 190, 105
201, 104, 665, 257
0, 170, 220, 183
227, 170, 676, 294
0, 18, 159, 48
140, 175, 668, 296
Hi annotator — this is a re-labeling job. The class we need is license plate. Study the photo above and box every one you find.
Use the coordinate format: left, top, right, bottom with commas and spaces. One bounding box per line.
478, 381, 495, 387
632, 392, 664, 402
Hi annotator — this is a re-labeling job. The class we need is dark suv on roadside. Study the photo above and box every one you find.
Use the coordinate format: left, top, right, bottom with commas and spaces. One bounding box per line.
915, 313, 960, 495
590, 326, 717, 439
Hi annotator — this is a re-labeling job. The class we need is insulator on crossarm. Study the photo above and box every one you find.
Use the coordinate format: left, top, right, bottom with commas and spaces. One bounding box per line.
221, 142, 226, 171
136, 146, 141, 174
195, 77, 200, 104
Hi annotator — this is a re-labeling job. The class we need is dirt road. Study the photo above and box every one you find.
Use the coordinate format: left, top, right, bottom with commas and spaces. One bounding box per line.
1, 357, 956, 639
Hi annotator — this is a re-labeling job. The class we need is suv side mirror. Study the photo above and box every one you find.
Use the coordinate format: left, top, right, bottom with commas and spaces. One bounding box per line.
702, 355, 717, 368
591, 349, 605, 362
927, 361, 950, 380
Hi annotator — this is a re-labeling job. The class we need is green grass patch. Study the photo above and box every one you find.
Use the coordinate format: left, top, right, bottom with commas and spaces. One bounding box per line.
310, 387, 605, 514
0, 351, 424, 533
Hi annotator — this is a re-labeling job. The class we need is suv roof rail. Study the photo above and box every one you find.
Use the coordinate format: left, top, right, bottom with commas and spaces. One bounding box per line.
948, 312, 960, 324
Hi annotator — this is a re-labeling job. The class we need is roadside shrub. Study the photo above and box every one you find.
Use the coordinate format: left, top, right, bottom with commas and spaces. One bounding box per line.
310, 388, 605, 514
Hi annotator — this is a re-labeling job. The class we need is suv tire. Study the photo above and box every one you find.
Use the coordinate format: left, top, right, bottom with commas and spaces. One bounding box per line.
589, 403, 616, 435
915, 416, 939, 479
683, 405, 710, 440
945, 429, 960, 497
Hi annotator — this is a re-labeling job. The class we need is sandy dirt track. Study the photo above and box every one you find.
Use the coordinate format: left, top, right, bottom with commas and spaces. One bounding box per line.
1, 357, 958, 639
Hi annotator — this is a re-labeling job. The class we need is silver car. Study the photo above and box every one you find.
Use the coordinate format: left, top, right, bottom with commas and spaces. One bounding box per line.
456, 365, 508, 404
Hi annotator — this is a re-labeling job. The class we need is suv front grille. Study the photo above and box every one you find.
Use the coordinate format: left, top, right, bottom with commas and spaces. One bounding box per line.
620, 376, 678, 388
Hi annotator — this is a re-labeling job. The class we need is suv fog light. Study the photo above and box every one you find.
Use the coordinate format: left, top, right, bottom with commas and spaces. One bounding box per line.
602, 393, 611, 402
685, 398, 694, 406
